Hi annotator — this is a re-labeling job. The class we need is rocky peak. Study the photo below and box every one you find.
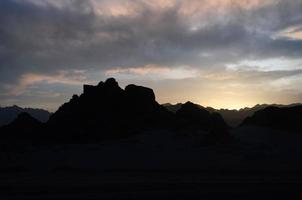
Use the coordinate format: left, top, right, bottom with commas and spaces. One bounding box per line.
104, 78, 119, 88
125, 84, 156, 103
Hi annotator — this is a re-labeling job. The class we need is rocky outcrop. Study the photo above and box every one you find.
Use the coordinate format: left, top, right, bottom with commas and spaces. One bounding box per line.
46, 78, 173, 139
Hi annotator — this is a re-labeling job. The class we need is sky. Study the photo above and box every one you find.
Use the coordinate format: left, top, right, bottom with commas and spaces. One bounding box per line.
1, 0, 302, 111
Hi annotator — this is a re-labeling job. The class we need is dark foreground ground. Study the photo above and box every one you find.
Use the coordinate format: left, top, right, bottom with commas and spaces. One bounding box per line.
1, 170, 302, 199
2, 127, 302, 199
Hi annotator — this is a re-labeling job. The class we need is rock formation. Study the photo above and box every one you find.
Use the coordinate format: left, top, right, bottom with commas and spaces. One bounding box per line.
241, 106, 302, 132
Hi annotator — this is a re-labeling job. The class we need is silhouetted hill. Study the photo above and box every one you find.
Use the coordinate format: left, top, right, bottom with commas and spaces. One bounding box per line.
176, 102, 212, 131
176, 102, 229, 142
1, 112, 42, 138
209, 104, 269, 127
216, 104, 302, 127
0, 105, 51, 127
164, 103, 268, 127
241, 105, 302, 132
164, 103, 301, 127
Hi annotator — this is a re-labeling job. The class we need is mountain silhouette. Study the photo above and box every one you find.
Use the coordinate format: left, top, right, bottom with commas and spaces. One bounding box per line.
0, 78, 231, 143
0, 105, 51, 127
176, 102, 213, 131
164, 103, 302, 127
3, 78, 302, 194
176, 102, 230, 142
241, 105, 302, 132
2, 78, 301, 143
46, 78, 174, 140
1, 112, 42, 139
164, 103, 269, 127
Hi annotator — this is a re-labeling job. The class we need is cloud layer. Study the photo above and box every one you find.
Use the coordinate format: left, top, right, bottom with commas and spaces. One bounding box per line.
1, 0, 302, 110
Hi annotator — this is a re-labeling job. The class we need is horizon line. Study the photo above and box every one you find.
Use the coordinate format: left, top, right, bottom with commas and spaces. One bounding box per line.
1, 102, 301, 113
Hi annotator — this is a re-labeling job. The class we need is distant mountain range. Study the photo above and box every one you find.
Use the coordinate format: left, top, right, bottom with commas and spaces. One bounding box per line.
0, 105, 51, 127
163, 103, 302, 127
1, 78, 302, 176
1, 78, 302, 144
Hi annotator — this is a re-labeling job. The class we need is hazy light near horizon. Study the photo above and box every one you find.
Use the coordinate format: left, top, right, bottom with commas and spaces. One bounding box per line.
0, 0, 302, 111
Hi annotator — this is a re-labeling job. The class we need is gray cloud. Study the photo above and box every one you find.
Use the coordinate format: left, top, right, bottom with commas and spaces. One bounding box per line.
1, 0, 302, 109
